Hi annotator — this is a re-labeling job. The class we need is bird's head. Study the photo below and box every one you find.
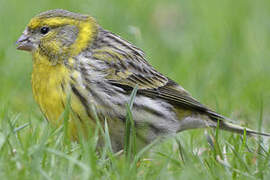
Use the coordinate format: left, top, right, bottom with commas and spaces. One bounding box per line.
16, 9, 98, 63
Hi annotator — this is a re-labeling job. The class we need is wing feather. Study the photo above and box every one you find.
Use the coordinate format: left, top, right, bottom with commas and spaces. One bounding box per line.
92, 28, 223, 120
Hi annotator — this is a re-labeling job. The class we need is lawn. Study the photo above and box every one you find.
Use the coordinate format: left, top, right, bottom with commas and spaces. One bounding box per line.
0, 0, 270, 179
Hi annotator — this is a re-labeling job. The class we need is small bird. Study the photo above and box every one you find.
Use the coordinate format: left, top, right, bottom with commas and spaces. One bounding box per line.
16, 9, 269, 151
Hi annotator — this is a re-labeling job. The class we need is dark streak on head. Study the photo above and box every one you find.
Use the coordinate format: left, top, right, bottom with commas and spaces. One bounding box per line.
36, 9, 89, 20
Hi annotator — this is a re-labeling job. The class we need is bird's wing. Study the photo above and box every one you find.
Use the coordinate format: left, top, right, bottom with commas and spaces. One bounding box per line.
88, 29, 270, 137
90, 29, 222, 120
108, 76, 223, 120
105, 61, 270, 137
140, 80, 225, 120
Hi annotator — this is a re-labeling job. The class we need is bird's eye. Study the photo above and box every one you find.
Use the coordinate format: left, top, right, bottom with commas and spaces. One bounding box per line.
40, 27, 50, 35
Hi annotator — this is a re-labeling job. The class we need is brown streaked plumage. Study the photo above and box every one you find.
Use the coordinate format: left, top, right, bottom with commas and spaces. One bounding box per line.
16, 9, 270, 152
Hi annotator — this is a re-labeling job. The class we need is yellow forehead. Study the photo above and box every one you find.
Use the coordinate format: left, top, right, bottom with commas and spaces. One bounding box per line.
28, 17, 81, 29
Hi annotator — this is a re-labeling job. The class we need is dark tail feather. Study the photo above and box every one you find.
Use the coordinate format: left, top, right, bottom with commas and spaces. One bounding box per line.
206, 110, 270, 136
219, 121, 270, 137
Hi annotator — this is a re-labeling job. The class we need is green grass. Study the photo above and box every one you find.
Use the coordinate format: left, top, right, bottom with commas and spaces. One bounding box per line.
1, 0, 270, 179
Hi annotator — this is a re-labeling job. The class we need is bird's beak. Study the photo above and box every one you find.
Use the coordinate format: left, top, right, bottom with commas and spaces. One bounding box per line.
16, 30, 33, 51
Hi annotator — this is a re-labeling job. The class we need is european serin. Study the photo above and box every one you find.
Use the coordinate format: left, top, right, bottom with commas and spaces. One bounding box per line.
16, 9, 269, 151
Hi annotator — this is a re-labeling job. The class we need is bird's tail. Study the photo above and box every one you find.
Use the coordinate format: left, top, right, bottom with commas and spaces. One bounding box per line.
218, 120, 270, 137
177, 111, 270, 136
204, 110, 270, 136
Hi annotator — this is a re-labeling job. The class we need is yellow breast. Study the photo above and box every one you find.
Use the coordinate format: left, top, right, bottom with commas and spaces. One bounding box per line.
31, 53, 69, 126
31, 53, 94, 139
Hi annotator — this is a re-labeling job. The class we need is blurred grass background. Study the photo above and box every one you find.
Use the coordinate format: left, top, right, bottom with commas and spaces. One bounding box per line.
1, 0, 270, 179
1, 0, 270, 126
